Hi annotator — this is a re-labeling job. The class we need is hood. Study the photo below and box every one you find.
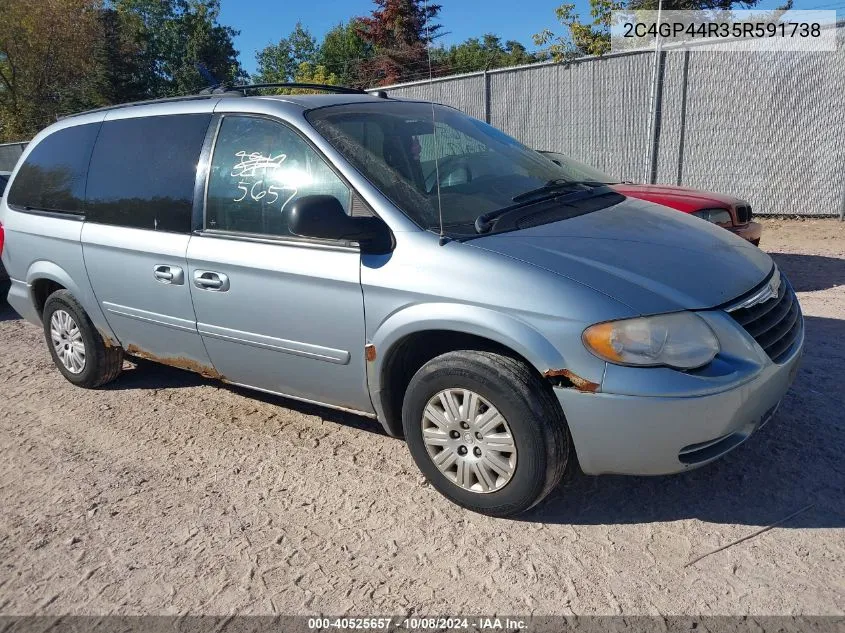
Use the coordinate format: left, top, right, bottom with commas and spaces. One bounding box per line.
469, 197, 772, 314
611, 183, 743, 214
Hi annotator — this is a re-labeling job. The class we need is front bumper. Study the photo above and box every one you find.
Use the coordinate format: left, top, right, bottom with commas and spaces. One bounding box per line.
729, 221, 762, 245
556, 323, 803, 476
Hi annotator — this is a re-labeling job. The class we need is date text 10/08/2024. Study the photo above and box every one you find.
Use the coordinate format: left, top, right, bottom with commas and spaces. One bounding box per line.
307, 617, 528, 630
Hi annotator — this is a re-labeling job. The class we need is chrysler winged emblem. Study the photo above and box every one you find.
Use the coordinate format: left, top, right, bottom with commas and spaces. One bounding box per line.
764, 270, 782, 302
727, 269, 782, 312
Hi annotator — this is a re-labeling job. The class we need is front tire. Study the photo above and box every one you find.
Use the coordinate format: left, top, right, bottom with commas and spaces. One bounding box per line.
42, 290, 123, 388
402, 350, 570, 517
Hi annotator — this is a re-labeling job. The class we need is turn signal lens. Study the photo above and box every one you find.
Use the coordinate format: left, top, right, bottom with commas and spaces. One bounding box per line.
582, 312, 719, 369
582, 322, 619, 361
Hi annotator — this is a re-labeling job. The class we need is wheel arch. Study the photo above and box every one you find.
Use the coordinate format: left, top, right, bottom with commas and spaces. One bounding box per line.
367, 304, 567, 437
26, 261, 83, 320
25, 260, 118, 343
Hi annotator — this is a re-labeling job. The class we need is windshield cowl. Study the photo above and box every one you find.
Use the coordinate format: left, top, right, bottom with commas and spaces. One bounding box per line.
474, 184, 615, 235
477, 187, 623, 236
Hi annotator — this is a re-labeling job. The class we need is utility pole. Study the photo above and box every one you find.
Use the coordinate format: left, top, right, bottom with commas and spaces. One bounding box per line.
483, 54, 496, 124
644, 0, 664, 184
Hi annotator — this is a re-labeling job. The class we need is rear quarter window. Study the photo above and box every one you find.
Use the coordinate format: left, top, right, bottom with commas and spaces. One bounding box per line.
7, 123, 100, 213
86, 114, 211, 232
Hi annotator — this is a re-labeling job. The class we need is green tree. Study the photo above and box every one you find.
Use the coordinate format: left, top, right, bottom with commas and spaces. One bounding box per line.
535, 0, 767, 61
0, 0, 103, 140
251, 60, 338, 95
289, 22, 317, 68
254, 22, 317, 84
254, 39, 293, 84
629, 0, 762, 9
434, 34, 544, 74
0, 0, 245, 139
94, 7, 151, 104
533, 0, 623, 60
167, 0, 244, 94
291, 61, 339, 91
317, 20, 373, 87
110, 0, 174, 95
112, 0, 244, 95
501, 40, 542, 66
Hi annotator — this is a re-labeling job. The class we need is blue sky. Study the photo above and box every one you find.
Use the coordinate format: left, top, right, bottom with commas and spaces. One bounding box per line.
219, 0, 834, 76
219, 0, 567, 75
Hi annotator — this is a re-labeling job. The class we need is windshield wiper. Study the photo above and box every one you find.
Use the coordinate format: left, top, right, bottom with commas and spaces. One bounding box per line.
511, 179, 599, 203
475, 182, 607, 234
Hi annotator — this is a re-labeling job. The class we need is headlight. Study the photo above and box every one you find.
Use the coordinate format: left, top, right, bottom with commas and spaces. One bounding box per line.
582, 312, 719, 369
691, 208, 732, 225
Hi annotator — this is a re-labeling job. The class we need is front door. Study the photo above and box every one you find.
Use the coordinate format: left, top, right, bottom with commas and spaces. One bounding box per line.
186, 114, 371, 412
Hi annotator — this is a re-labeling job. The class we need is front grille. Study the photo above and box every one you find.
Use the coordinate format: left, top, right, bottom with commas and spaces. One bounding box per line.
735, 205, 752, 224
727, 273, 802, 364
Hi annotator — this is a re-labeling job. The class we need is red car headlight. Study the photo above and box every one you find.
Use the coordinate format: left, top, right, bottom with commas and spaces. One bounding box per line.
691, 208, 732, 226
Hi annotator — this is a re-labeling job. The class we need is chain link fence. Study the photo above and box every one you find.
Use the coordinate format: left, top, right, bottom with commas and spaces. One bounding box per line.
0, 142, 27, 173
373, 26, 845, 218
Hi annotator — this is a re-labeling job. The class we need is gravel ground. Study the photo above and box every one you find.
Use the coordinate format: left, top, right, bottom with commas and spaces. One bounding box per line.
0, 218, 843, 617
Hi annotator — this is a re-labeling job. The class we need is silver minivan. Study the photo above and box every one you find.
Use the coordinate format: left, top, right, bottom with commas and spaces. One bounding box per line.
0, 86, 803, 516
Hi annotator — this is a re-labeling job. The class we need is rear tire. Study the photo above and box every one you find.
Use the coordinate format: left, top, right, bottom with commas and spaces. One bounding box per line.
42, 290, 123, 388
402, 350, 569, 517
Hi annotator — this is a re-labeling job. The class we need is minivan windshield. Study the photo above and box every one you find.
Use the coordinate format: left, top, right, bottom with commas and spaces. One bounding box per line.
307, 102, 619, 236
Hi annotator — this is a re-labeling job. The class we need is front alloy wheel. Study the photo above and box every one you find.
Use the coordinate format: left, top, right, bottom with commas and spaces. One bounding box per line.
402, 350, 570, 517
421, 388, 517, 493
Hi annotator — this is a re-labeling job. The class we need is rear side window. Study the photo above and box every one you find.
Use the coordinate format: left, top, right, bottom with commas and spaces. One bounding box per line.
86, 114, 211, 232
7, 123, 100, 213
205, 116, 350, 237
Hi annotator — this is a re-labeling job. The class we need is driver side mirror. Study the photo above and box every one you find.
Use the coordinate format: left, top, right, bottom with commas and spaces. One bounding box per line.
288, 195, 393, 254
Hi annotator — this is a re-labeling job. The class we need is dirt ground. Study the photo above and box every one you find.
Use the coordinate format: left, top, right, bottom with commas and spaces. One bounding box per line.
0, 218, 843, 617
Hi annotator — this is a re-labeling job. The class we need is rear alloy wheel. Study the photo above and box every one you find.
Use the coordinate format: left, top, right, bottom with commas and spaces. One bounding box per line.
403, 350, 570, 517
42, 289, 124, 388
50, 309, 87, 374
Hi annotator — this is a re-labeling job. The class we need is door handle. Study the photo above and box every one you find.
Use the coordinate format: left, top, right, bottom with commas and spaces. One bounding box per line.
193, 270, 230, 292
153, 265, 184, 285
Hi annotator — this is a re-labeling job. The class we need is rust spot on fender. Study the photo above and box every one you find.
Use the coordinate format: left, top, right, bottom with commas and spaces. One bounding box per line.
97, 329, 119, 349
365, 343, 377, 362
544, 368, 600, 393
125, 344, 222, 380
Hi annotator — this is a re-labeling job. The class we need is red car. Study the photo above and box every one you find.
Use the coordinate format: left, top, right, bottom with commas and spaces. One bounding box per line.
539, 151, 762, 245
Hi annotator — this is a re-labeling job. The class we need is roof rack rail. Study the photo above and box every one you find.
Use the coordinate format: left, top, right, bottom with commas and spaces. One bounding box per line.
60, 81, 389, 120
201, 82, 389, 98
60, 93, 243, 120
